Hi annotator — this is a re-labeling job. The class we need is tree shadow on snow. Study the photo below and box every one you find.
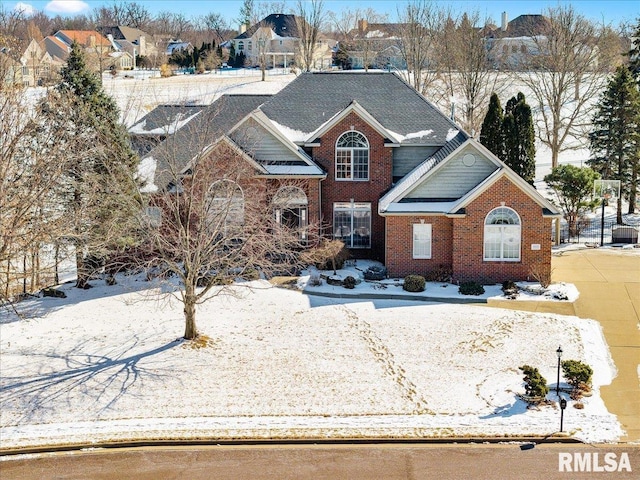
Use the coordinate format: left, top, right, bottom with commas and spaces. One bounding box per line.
479, 398, 530, 419
0, 335, 181, 425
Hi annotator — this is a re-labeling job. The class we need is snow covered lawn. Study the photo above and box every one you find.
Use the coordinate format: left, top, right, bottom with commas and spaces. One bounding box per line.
0, 273, 621, 449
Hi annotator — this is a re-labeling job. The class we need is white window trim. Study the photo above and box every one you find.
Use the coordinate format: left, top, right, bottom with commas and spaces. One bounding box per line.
335, 131, 370, 182
412, 223, 432, 259
333, 201, 371, 249
483, 207, 522, 262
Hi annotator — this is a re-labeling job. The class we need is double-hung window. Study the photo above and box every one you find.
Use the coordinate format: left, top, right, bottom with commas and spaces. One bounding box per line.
335, 131, 369, 181
412, 223, 432, 259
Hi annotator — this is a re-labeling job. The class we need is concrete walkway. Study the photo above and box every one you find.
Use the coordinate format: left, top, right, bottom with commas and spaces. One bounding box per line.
492, 247, 639, 443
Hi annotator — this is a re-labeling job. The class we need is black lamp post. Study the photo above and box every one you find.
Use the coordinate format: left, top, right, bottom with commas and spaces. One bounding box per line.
556, 346, 563, 396
560, 398, 567, 432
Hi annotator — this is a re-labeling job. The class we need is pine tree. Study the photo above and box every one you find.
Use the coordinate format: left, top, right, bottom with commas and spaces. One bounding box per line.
588, 65, 640, 221
628, 19, 640, 80
480, 93, 504, 159
502, 92, 536, 185
49, 42, 140, 288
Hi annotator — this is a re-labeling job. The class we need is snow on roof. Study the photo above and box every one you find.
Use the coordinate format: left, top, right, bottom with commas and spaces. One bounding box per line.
269, 119, 311, 143
387, 129, 434, 143
381, 200, 460, 214
137, 156, 158, 193
129, 111, 202, 136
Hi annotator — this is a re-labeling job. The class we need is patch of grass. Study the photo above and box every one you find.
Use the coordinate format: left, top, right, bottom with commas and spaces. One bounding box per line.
183, 334, 216, 350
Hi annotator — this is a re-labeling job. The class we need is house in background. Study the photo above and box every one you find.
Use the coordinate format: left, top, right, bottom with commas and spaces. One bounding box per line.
231, 13, 335, 69
44, 30, 113, 72
486, 13, 550, 68
19, 39, 60, 86
97, 25, 157, 59
343, 19, 407, 70
138, 72, 560, 283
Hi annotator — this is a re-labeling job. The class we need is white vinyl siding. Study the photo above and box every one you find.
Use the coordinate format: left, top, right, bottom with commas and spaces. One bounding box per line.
412, 223, 432, 259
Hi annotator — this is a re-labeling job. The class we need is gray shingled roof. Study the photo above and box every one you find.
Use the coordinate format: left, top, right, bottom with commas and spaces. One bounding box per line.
129, 104, 206, 136
260, 72, 465, 145
234, 13, 300, 40
144, 95, 271, 191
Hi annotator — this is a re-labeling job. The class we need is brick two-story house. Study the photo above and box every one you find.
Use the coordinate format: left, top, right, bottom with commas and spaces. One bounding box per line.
136, 72, 560, 283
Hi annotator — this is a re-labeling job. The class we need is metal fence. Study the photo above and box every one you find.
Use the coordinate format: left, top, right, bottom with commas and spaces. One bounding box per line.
555, 219, 640, 245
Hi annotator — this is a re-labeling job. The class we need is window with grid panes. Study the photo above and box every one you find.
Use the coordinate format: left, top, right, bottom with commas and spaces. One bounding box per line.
335, 131, 369, 181
483, 207, 521, 261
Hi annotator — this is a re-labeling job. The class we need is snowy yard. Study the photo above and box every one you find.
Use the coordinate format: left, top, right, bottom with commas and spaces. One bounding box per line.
0, 270, 622, 449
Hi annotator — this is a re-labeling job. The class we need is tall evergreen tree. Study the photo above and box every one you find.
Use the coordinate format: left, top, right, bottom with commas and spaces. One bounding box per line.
47, 42, 140, 288
501, 92, 536, 185
480, 93, 504, 159
628, 18, 640, 79
588, 65, 640, 221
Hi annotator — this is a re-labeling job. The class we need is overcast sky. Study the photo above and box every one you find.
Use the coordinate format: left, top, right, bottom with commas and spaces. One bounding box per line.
8, 0, 638, 27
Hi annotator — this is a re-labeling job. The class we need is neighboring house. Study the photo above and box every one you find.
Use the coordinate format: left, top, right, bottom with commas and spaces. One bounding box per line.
138, 72, 560, 283
129, 104, 206, 156
166, 41, 193, 56
343, 20, 406, 70
108, 50, 134, 70
231, 13, 334, 69
19, 39, 60, 86
44, 30, 113, 71
0, 48, 22, 85
97, 25, 156, 58
486, 13, 550, 68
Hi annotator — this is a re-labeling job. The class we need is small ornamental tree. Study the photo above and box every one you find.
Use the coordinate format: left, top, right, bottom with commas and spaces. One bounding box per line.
544, 164, 600, 238
520, 365, 550, 399
561, 360, 593, 390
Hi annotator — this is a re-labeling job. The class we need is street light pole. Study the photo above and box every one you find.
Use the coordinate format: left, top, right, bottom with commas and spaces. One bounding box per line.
556, 346, 563, 396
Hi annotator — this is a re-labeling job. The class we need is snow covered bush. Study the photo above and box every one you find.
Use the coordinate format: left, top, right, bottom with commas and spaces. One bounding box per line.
458, 281, 485, 296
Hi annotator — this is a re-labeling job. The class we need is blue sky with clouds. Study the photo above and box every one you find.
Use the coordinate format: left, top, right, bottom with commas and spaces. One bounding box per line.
7, 0, 639, 27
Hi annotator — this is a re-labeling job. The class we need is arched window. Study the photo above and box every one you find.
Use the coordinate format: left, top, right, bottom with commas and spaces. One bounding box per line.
206, 180, 244, 236
335, 131, 369, 181
484, 207, 521, 261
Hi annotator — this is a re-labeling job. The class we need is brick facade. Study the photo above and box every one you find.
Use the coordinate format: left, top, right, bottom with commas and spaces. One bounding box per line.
311, 112, 393, 262
385, 176, 553, 283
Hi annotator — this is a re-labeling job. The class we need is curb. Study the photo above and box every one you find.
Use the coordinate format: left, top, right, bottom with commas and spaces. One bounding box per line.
301, 289, 487, 304
0, 436, 582, 456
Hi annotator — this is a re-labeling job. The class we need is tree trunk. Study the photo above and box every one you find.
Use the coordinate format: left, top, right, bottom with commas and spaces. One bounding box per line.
75, 247, 89, 289
183, 286, 198, 340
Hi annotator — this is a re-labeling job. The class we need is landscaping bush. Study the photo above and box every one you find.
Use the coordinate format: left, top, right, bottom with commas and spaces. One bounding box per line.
403, 274, 425, 292
458, 281, 485, 296
562, 360, 593, 390
423, 265, 453, 282
343, 276, 357, 289
363, 265, 387, 281
519, 364, 550, 399
501, 280, 519, 299
240, 267, 260, 281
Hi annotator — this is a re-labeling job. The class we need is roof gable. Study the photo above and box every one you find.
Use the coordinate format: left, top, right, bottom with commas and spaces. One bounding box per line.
260, 72, 465, 146
234, 14, 301, 40
380, 138, 560, 216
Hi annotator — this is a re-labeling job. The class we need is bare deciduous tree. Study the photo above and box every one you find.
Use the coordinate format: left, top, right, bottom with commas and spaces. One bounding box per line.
517, 5, 613, 168
437, 11, 501, 135
135, 115, 318, 340
293, 0, 325, 71
396, 0, 442, 95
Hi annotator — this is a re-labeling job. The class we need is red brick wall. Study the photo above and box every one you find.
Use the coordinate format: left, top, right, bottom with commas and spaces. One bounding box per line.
452, 176, 552, 283
312, 112, 393, 262
385, 216, 453, 278
384, 176, 553, 283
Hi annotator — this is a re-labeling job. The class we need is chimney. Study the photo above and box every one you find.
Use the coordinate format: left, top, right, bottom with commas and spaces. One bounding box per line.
501, 12, 508, 31
88, 35, 96, 48
138, 35, 146, 55
358, 19, 368, 33
239, 23, 247, 34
